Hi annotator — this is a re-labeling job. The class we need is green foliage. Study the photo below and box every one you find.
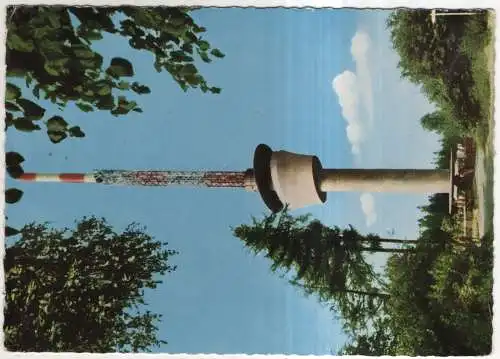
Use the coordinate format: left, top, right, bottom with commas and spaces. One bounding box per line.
14, 118, 41, 132
6, 82, 22, 100
343, 142, 492, 355
340, 317, 396, 355
4, 217, 178, 352
388, 10, 490, 134
6, 151, 25, 167
459, 14, 493, 146
5, 188, 24, 204
380, 202, 492, 355
5, 226, 21, 237
6, 163, 25, 179
233, 210, 413, 334
5, 5, 224, 145
69, 126, 85, 138
420, 111, 462, 137
17, 98, 46, 119
4, 5, 223, 213
106, 57, 135, 78
4, 153, 27, 235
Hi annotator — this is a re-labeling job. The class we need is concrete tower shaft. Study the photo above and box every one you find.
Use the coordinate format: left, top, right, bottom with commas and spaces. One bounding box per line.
252, 144, 452, 213
319, 169, 450, 193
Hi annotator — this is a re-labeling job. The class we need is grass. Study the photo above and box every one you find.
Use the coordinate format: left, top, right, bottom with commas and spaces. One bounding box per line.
467, 12, 495, 152
461, 11, 495, 238
477, 12, 495, 238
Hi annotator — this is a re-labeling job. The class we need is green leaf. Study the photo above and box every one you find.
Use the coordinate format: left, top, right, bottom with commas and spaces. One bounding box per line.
198, 50, 212, 63
185, 75, 201, 86
5, 102, 22, 112
96, 84, 112, 96
46, 116, 68, 132
210, 87, 222, 94
168, 14, 186, 27
5, 112, 14, 128
184, 31, 198, 44
76, 102, 94, 112
25, 74, 33, 88
44, 63, 60, 76
165, 23, 184, 37
5, 188, 23, 204
86, 31, 103, 41
178, 81, 188, 92
117, 81, 130, 90
96, 95, 115, 110
6, 83, 21, 101
5, 226, 20, 237
106, 57, 134, 77
6, 152, 25, 167
7, 33, 34, 52
131, 82, 151, 94
14, 119, 41, 132
47, 130, 68, 144
132, 107, 143, 113
7, 164, 24, 179
74, 48, 95, 59
33, 26, 53, 39
198, 40, 210, 51
17, 99, 46, 119
210, 49, 225, 58
180, 64, 197, 76
154, 61, 163, 73
69, 126, 85, 138
182, 43, 193, 54
117, 96, 137, 112
111, 107, 129, 116
7, 68, 26, 80
46, 12, 61, 28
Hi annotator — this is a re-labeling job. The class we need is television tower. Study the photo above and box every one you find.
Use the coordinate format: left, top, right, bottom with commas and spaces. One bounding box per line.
17, 144, 457, 213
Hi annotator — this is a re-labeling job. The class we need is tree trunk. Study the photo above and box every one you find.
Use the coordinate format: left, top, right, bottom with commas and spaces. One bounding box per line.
340, 289, 390, 298
359, 247, 414, 254
295, 283, 389, 298
369, 238, 418, 245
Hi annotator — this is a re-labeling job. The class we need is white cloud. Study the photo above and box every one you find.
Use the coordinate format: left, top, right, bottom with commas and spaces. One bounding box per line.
351, 31, 374, 125
360, 192, 377, 227
332, 30, 374, 156
332, 70, 364, 155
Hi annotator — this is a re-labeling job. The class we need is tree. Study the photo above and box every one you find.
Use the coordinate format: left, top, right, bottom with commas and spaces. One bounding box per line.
340, 316, 396, 355
342, 131, 492, 356
420, 111, 461, 136
232, 210, 403, 333
387, 9, 483, 131
6, 6, 224, 143
4, 216, 178, 352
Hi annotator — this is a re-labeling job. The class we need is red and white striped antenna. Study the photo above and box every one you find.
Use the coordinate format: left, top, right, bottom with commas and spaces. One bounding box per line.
18, 170, 254, 188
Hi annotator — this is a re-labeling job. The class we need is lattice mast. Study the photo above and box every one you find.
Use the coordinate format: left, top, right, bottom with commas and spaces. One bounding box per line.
18, 170, 257, 190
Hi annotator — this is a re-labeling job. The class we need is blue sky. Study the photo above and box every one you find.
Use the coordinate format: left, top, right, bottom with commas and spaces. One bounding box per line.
5, 8, 440, 354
